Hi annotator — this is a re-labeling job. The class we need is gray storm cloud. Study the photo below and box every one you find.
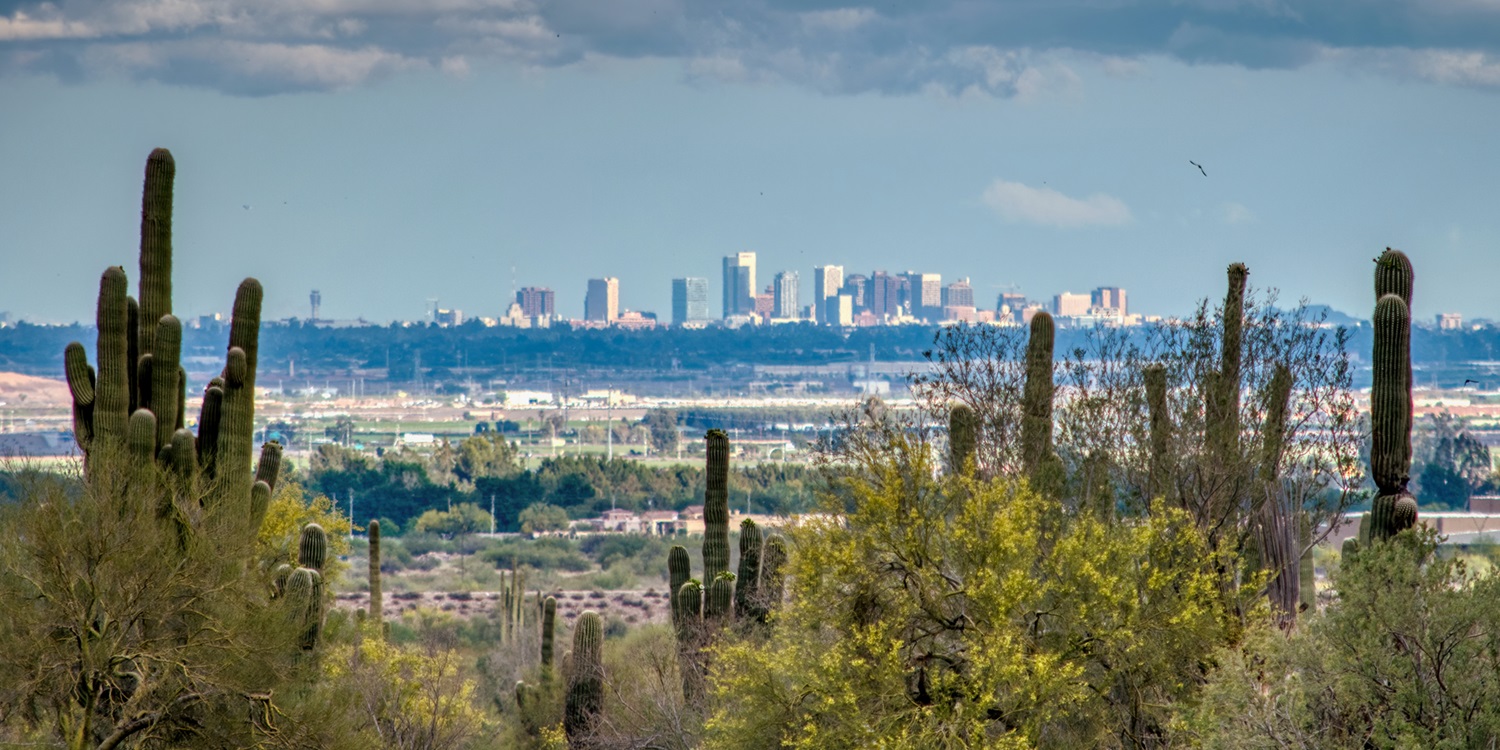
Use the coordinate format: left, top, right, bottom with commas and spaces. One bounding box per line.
2, 0, 1500, 95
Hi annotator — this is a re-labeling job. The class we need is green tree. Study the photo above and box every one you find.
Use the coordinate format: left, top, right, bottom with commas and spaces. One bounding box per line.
1180, 529, 1500, 748
1415, 411, 1492, 509
412, 503, 493, 537
644, 409, 679, 454
454, 432, 519, 484
706, 425, 1249, 749
518, 503, 571, 536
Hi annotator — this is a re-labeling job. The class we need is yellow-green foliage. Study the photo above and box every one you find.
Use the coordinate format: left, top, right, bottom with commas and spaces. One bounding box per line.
322, 637, 491, 748
258, 481, 353, 579
705, 430, 1249, 750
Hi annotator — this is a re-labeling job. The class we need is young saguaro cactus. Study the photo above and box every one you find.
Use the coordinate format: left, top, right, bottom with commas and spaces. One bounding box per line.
564, 611, 605, 744
1211, 263, 1248, 464
368, 519, 383, 628
948, 403, 978, 475
541, 595, 557, 683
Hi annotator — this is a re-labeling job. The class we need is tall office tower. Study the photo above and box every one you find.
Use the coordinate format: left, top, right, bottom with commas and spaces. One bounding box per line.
722, 252, 757, 317
309, 289, 321, 321
1091, 286, 1127, 314
942, 278, 975, 309
773, 271, 800, 319
1053, 292, 1091, 317
586, 277, 620, 322
813, 265, 844, 324
824, 293, 854, 326
516, 286, 556, 319
869, 271, 903, 320
672, 277, 710, 325
842, 274, 869, 311
901, 272, 942, 321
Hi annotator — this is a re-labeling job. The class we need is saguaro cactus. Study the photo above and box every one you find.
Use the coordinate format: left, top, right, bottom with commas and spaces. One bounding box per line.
949, 403, 978, 475
1370, 290, 1417, 541
564, 611, 605, 745
368, 519, 383, 628
541, 595, 557, 682
62, 148, 276, 550
1144, 363, 1170, 501
703, 429, 731, 580
733, 518, 763, 620
1021, 312, 1055, 476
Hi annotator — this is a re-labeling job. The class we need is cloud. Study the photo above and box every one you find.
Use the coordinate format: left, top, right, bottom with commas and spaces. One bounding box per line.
982, 179, 1133, 228
1220, 202, 1255, 224
4, 0, 1500, 95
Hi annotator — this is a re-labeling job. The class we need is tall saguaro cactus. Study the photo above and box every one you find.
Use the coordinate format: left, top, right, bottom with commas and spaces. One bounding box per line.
1144, 363, 1171, 502
1369, 267, 1418, 541
63, 148, 275, 540
565, 611, 605, 746
1021, 312, 1055, 477
703, 429, 731, 580
367, 519, 384, 629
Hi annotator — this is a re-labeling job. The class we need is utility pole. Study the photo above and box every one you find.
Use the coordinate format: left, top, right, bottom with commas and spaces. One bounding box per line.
490, 494, 496, 534
348, 489, 354, 540
606, 383, 613, 461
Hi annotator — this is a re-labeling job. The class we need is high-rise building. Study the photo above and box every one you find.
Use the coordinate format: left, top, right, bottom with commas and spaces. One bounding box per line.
309, 289, 322, 321
672, 277, 710, 325
942, 278, 974, 309
773, 271, 800, 319
824, 294, 854, 326
1091, 286, 1127, 314
585, 277, 619, 322
516, 287, 556, 319
722, 252, 757, 318
754, 286, 774, 319
869, 272, 903, 319
901, 272, 942, 321
842, 274, 869, 312
1054, 292, 1091, 317
813, 265, 844, 324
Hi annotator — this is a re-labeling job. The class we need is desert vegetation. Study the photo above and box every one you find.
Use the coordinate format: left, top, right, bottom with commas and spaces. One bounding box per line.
4, 150, 1500, 749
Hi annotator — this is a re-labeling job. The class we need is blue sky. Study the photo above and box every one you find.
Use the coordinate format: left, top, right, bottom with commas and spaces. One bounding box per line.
2, 1, 1499, 324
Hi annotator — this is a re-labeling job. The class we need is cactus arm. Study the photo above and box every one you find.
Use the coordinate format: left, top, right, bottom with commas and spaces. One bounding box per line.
734, 518, 763, 619
299, 523, 328, 571
948, 403, 977, 475
150, 315, 181, 454
255, 441, 283, 493
94, 268, 131, 447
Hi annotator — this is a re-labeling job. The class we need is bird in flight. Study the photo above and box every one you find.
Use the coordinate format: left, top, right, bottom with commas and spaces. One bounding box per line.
1189, 161, 1207, 177
1465, 379, 1480, 386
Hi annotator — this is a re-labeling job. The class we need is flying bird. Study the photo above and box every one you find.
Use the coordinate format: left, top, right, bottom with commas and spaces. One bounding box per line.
242, 204, 252, 210
1465, 379, 1480, 385
1189, 161, 1206, 177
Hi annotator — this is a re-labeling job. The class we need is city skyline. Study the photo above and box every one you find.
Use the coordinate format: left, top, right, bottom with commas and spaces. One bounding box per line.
4, 5, 1500, 324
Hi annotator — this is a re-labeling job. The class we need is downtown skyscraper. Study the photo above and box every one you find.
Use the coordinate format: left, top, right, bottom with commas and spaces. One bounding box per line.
672, 277, 710, 325
722, 252, 756, 318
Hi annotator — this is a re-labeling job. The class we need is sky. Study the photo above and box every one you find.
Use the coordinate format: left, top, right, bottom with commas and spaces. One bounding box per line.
2, 1, 1500, 325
